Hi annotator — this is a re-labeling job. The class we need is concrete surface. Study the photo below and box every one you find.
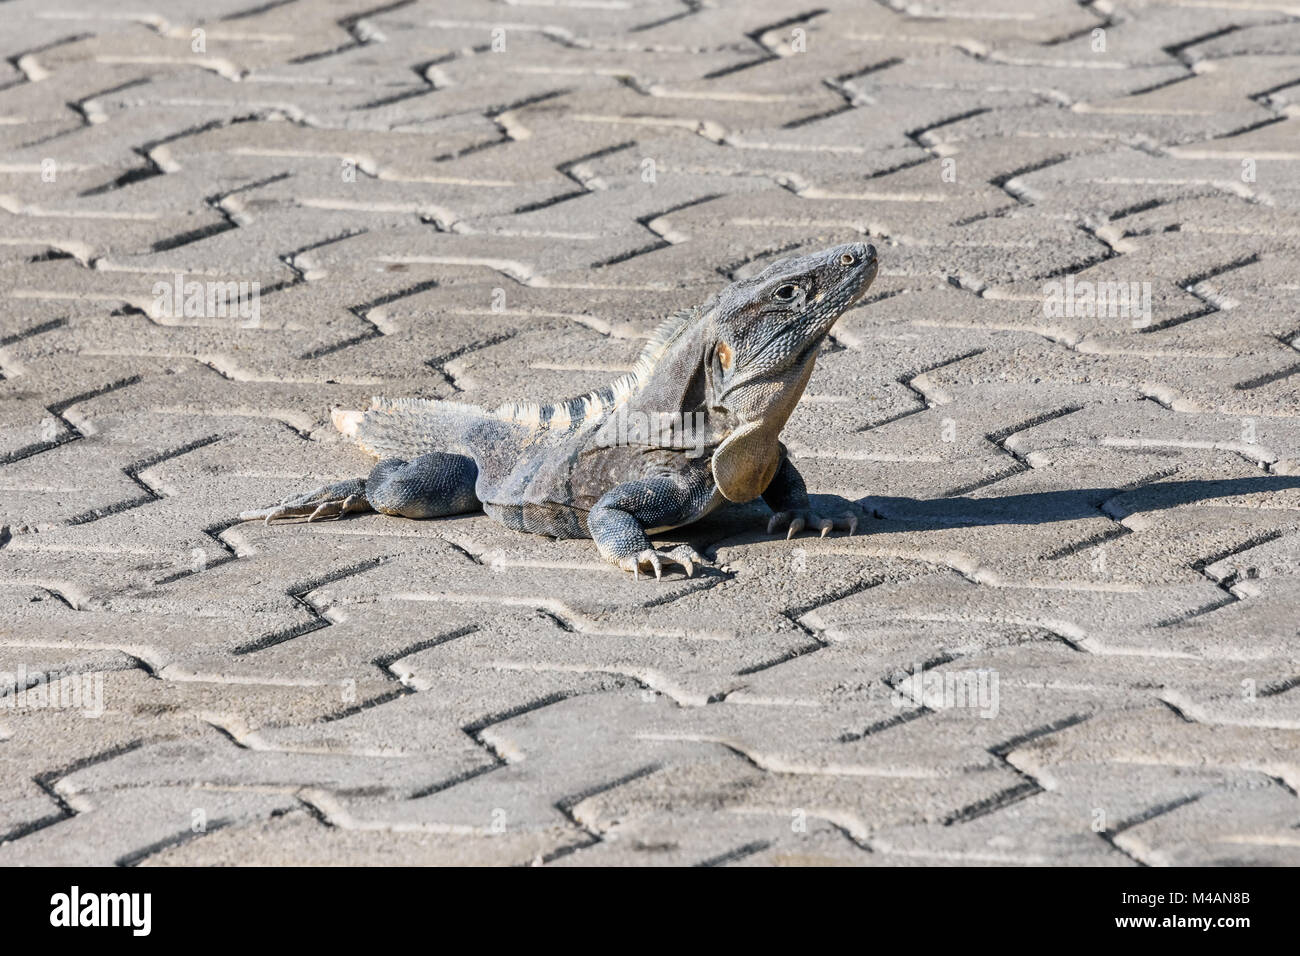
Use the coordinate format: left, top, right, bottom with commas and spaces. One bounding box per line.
1, 0, 1299, 866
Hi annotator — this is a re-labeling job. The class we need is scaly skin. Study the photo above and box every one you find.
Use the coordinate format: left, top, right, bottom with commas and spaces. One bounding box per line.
240, 243, 880, 578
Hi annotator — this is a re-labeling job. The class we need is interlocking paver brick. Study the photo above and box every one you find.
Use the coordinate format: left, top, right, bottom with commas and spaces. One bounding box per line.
1, 0, 1297, 866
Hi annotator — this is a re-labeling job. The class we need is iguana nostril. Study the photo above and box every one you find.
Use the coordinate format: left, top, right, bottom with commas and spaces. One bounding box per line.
839, 253, 855, 265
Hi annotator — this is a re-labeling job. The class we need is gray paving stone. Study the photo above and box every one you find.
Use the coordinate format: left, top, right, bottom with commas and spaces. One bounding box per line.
1, 0, 1297, 867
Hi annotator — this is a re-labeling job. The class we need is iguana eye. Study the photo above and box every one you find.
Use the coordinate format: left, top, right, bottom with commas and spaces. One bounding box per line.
716, 341, 732, 371
773, 284, 798, 301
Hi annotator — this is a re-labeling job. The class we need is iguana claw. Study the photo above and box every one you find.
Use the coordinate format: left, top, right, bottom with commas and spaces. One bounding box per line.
767, 509, 858, 539
619, 546, 711, 580
239, 479, 369, 525
306, 493, 362, 522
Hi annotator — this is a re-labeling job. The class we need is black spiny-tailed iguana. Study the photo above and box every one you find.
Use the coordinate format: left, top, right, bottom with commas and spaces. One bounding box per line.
240, 242, 879, 579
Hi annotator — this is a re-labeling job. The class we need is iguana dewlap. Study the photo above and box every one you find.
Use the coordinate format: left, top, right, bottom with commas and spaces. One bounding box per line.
240, 243, 878, 579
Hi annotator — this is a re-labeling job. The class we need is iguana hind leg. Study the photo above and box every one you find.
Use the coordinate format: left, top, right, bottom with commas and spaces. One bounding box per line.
365, 453, 480, 518
241, 452, 480, 524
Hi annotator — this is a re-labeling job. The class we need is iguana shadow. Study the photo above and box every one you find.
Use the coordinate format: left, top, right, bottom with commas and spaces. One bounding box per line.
856, 475, 1300, 527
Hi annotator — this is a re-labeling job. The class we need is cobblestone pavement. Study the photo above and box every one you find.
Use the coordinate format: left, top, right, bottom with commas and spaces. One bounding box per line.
2, 0, 1299, 867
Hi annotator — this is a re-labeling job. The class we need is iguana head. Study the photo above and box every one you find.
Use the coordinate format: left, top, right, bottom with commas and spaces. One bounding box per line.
706, 241, 878, 501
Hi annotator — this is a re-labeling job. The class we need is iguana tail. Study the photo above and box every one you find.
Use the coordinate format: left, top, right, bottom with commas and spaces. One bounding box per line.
336, 397, 487, 460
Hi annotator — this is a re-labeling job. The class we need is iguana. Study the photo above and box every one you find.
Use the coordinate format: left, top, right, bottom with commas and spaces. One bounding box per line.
240, 242, 878, 579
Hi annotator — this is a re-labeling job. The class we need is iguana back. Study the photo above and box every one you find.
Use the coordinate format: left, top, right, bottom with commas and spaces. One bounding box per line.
343, 309, 703, 506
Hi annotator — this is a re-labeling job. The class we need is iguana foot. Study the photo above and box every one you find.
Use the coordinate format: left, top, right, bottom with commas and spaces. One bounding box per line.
767, 508, 858, 539
618, 545, 711, 580
239, 478, 370, 525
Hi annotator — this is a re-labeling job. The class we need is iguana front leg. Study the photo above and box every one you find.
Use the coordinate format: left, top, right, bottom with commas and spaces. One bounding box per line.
762, 452, 861, 539
588, 470, 715, 580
